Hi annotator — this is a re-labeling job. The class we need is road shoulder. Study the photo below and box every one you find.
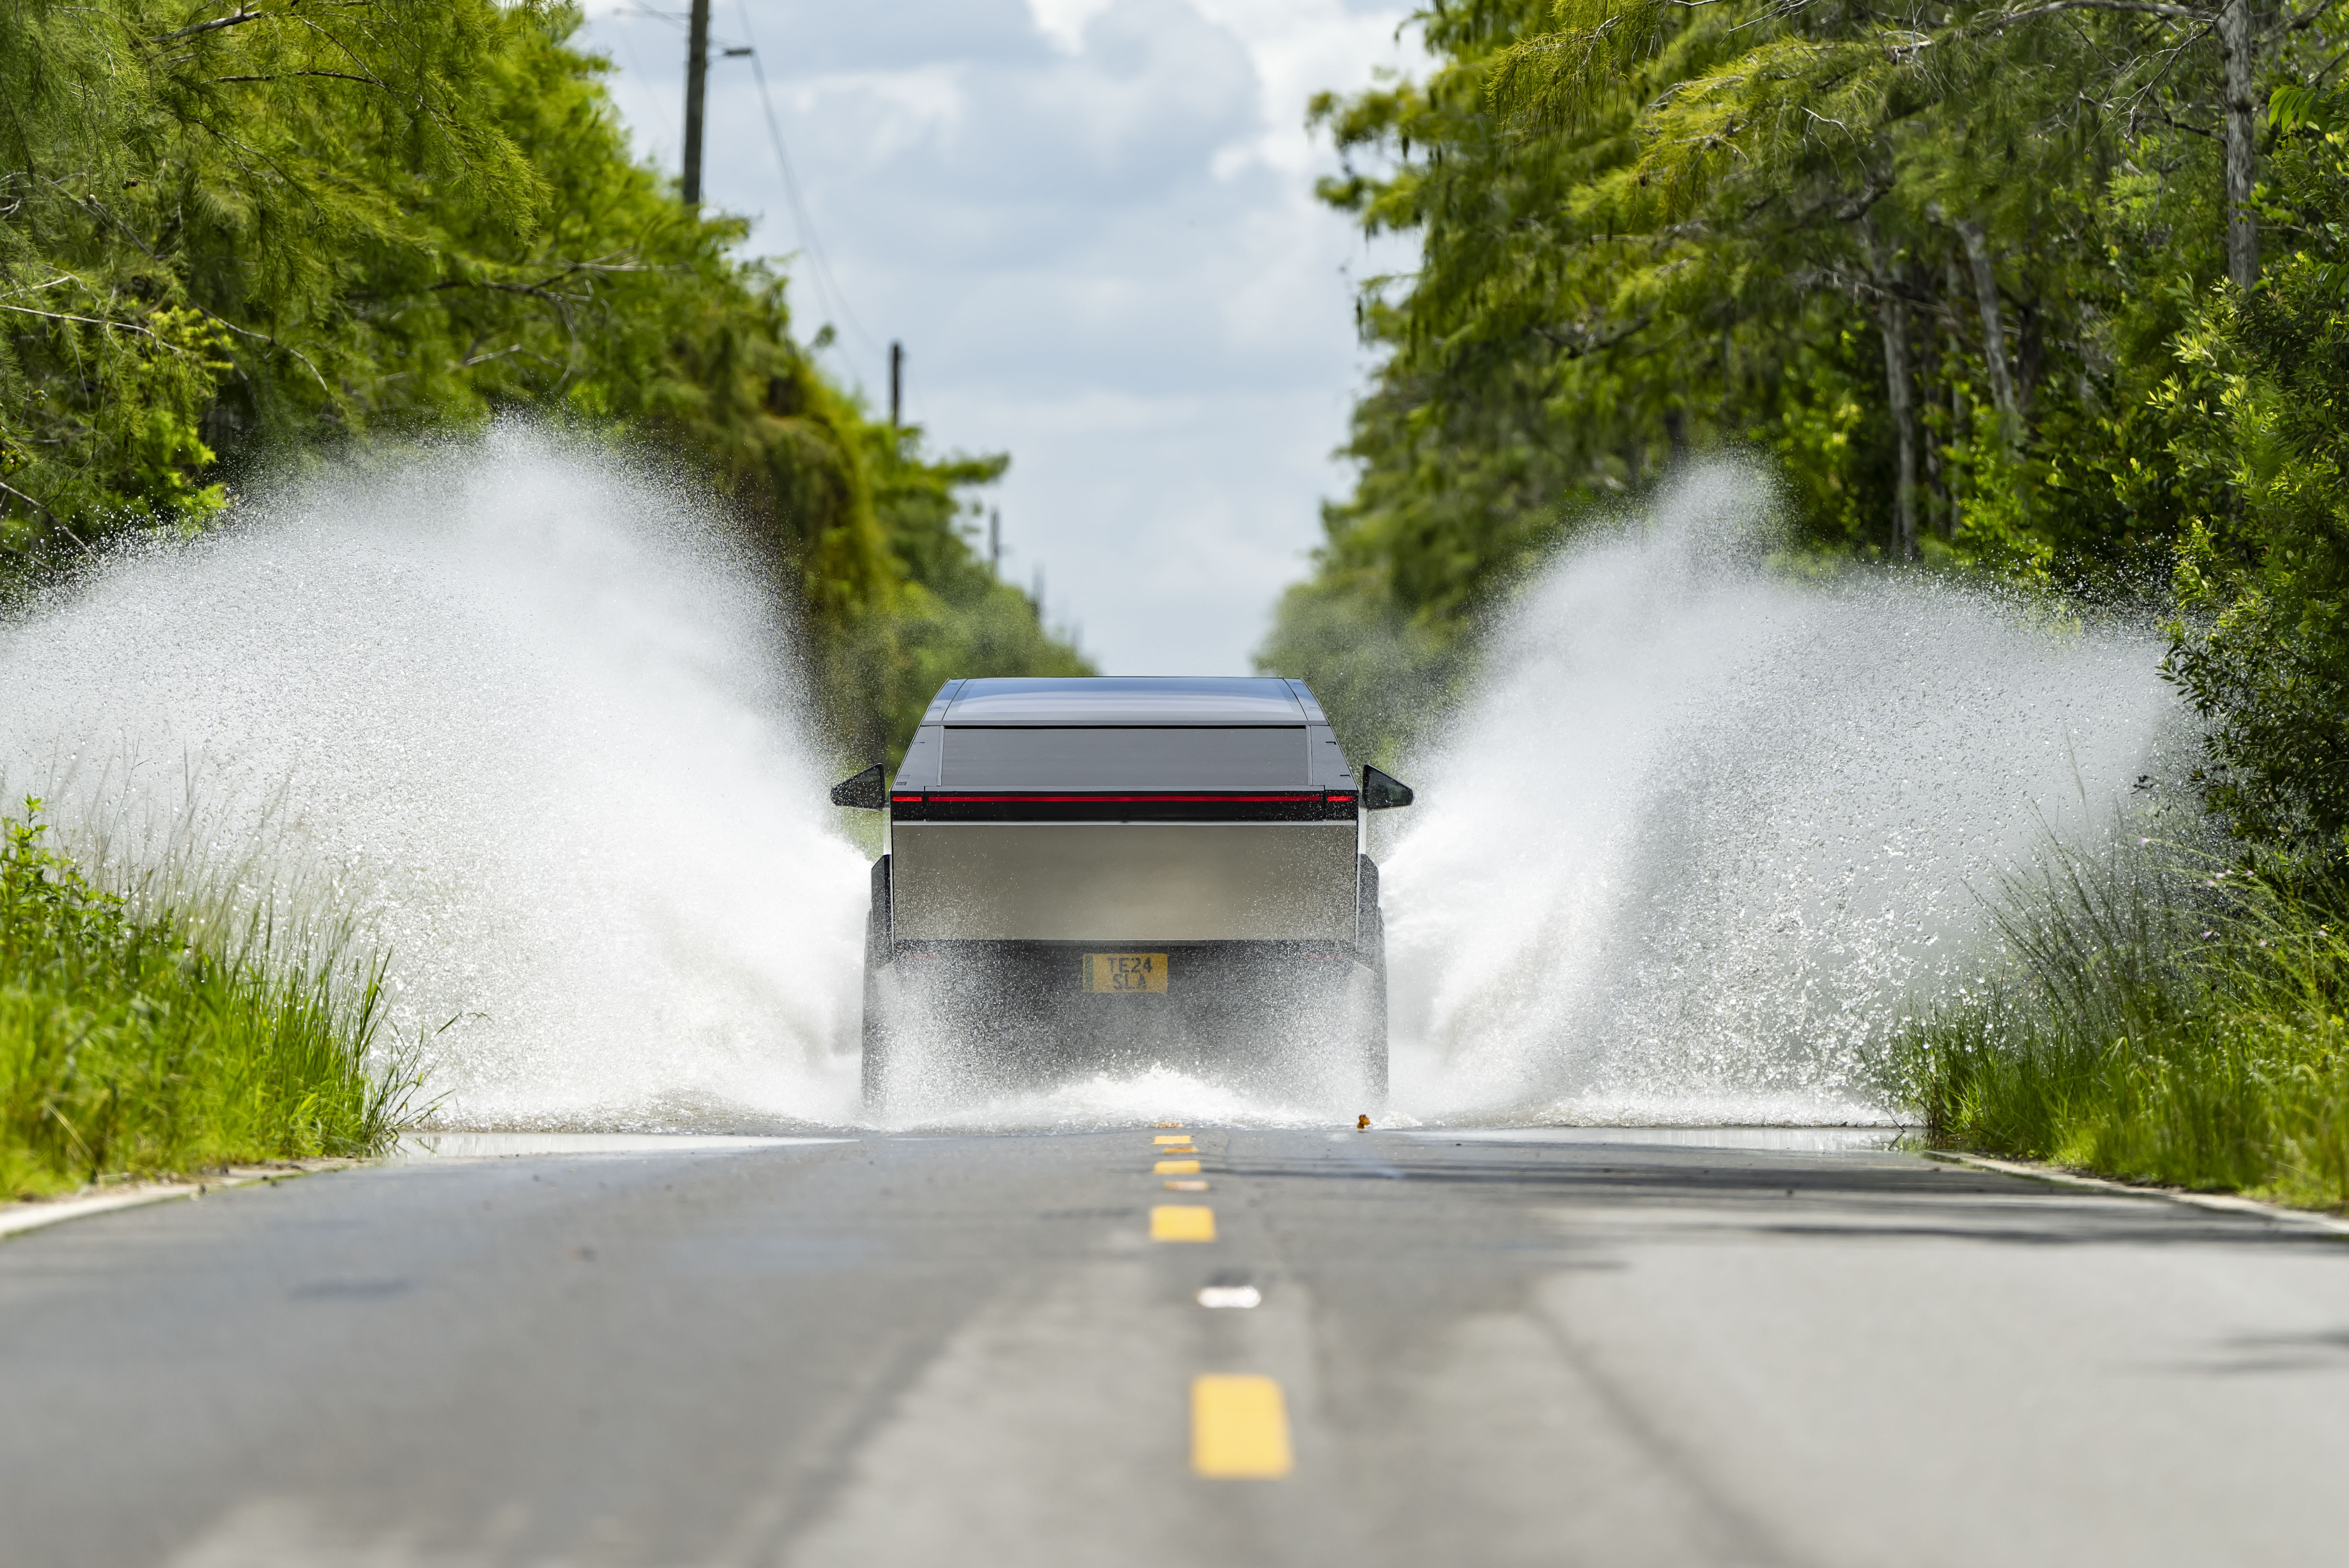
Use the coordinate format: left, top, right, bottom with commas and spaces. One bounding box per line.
0, 1163, 353, 1242
1922, 1149, 2349, 1234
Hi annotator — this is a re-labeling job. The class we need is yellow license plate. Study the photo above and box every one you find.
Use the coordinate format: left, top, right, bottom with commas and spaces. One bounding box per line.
1084, 953, 1167, 993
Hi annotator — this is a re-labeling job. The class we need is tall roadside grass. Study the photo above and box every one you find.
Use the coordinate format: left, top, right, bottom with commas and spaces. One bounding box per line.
2, 799, 413, 1199
1896, 838, 2349, 1211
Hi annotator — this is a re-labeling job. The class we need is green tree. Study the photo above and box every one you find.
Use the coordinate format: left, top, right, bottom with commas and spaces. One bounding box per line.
1271, 0, 2345, 782
2, 0, 1082, 754
2162, 84, 2349, 857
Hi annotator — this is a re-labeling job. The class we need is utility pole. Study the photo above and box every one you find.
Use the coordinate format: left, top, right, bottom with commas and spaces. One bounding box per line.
682, 0, 711, 203
889, 341, 904, 427
989, 508, 1001, 574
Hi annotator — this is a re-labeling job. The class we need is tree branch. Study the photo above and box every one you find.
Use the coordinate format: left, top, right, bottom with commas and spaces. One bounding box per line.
1977, 0, 2203, 31
211, 71, 382, 87
0, 475, 59, 522
0, 477, 96, 560
1530, 313, 1655, 358
152, 5, 268, 46
192, 309, 332, 394
0, 302, 186, 344
32, 181, 333, 395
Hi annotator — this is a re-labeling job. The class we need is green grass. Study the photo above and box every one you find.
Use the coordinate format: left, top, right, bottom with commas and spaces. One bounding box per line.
1896, 838, 2349, 1212
2, 799, 413, 1200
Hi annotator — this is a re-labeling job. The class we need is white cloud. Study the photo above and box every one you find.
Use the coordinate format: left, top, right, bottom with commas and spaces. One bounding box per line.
577, 0, 1419, 674
1025, 0, 1119, 54
793, 65, 967, 159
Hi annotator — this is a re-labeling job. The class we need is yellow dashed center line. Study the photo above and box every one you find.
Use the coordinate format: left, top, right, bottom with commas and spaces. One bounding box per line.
1191, 1375, 1293, 1477
1150, 1204, 1216, 1242
1143, 1129, 1278, 1479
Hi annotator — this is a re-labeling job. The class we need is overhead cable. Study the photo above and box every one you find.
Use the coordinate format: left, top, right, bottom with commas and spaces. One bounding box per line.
733, 0, 883, 362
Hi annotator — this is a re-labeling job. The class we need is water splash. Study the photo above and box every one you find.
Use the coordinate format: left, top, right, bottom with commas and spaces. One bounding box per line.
0, 446, 2189, 1134
0, 426, 869, 1130
889, 1064, 1329, 1133
1379, 462, 2186, 1125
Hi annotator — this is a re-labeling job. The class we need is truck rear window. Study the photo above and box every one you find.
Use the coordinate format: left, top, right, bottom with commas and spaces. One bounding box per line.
941, 727, 1309, 790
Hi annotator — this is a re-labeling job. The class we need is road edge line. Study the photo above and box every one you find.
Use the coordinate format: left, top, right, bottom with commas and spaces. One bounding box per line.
0, 1163, 354, 1243
1921, 1150, 2349, 1235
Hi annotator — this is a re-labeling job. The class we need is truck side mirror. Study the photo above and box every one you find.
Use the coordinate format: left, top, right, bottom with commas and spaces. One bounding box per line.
830, 763, 887, 810
1362, 764, 1415, 810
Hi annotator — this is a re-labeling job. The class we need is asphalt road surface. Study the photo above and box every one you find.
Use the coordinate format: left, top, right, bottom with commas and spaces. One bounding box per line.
5, 1126, 2348, 1568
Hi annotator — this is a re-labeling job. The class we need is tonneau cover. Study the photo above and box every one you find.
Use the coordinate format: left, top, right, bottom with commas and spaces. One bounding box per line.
926, 676, 1311, 726
892, 677, 1355, 794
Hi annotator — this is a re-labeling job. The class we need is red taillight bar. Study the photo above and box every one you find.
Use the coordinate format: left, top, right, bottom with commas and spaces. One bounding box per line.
892, 792, 1337, 803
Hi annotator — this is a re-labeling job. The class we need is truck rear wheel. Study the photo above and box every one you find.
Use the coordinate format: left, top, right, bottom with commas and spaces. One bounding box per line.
1360, 853, 1389, 1113
860, 969, 889, 1115
860, 855, 892, 1117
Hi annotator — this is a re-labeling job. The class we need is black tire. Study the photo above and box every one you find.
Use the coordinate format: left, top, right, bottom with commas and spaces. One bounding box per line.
860, 854, 892, 1116
1359, 853, 1390, 1112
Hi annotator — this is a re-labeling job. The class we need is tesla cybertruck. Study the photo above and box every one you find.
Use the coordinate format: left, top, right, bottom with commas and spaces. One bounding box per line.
829, 677, 1414, 1113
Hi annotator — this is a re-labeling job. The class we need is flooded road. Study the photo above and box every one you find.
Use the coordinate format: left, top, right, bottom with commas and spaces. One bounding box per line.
4, 1128, 2346, 1567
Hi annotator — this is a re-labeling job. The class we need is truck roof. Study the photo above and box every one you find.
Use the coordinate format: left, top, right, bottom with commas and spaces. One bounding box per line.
921, 676, 1328, 727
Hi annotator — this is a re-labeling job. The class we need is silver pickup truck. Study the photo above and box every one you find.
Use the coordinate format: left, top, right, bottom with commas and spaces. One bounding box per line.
830, 676, 1412, 1114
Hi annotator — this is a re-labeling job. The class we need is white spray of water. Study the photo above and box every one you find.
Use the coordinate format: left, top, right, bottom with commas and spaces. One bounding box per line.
0, 427, 868, 1130
0, 447, 2185, 1132
893, 1064, 1326, 1133
1379, 464, 2185, 1125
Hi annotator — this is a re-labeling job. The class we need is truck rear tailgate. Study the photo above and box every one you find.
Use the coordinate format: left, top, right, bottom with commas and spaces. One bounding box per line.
888, 822, 1358, 942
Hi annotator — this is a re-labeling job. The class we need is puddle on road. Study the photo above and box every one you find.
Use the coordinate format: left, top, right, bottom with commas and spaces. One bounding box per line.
1402, 1126, 1912, 1154
390, 1126, 1905, 1160
394, 1132, 852, 1159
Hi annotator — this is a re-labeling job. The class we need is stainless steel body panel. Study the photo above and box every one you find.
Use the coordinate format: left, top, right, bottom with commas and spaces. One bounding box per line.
888, 822, 1359, 942
895, 723, 945, 787
1305, 725, 1354, 790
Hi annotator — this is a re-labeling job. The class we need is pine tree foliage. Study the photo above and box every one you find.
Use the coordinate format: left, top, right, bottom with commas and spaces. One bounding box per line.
1274, 0, 2349, 852
2163, 82, 2349, 854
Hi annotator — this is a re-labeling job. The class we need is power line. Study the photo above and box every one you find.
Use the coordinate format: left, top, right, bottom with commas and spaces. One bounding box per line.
733, 0, 882, 363
607, 6, 881, 367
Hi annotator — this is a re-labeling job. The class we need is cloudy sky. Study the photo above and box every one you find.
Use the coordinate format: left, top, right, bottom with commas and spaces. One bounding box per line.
576, 0, 1416, 674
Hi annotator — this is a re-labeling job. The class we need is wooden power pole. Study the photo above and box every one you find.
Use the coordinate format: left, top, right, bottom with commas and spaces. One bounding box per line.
889, 341, 904, 427
682, 0, 711, 203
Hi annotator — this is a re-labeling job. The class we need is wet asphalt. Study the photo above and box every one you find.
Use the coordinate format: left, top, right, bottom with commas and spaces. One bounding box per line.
4, 1127, 2348, 1568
